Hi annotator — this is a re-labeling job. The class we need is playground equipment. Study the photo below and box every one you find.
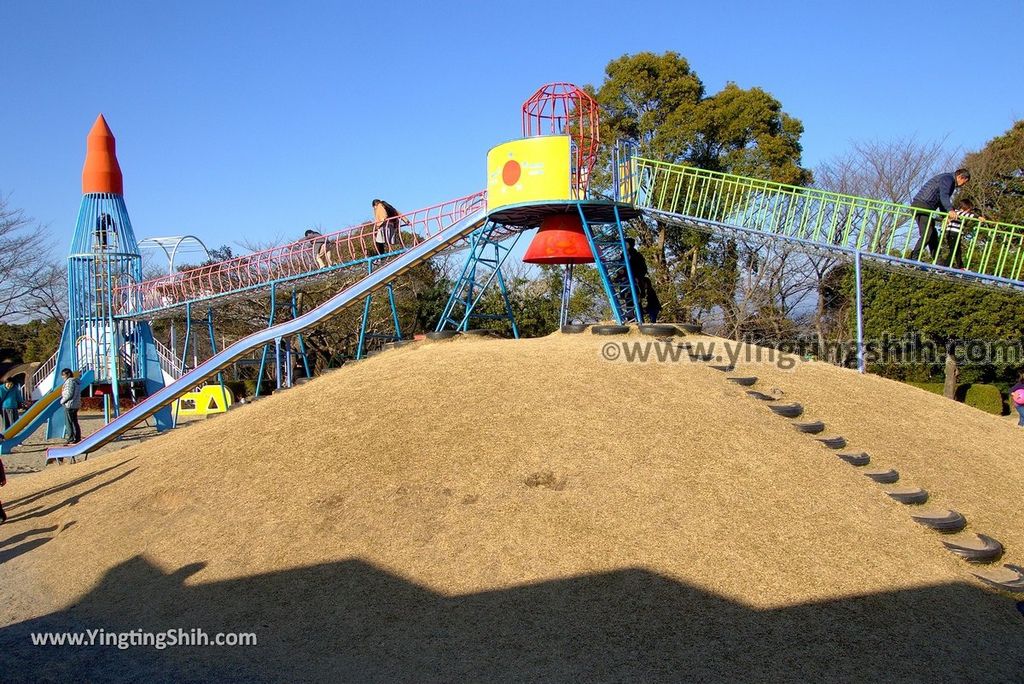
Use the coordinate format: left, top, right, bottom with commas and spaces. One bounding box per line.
37, 81, 1024, 461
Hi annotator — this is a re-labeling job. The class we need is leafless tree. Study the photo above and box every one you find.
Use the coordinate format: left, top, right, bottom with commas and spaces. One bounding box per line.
0, 193, 61, 322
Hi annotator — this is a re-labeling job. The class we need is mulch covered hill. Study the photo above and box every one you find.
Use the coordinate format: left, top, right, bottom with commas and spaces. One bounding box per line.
1, 332, 1022, 683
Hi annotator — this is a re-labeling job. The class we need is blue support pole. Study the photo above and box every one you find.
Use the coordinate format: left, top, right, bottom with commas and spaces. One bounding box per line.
613, 205, 643, 322
256, 282, 277, 397
274, 337, 282, 390
207, 307, 229, 409
559, 263, 574, 327
180, 302, 193, 373
291, 289, 312, 379
855, 249, 865, 374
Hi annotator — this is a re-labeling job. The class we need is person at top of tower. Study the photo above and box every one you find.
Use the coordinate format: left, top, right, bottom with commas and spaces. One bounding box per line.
372, 199, 408, 256
910, 169, 970, 266
95, 212, 115, 249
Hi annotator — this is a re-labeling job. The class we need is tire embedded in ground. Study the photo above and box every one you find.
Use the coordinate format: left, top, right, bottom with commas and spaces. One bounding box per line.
942, 534, 1004, 564
816, 436, 847, 449
727, 376, 758, 387
837, 451, 870, 466
864, 468, 900, 484
709, 364, 735, 372
591, 324, 630, 336
561, 323, 589, 334
910, 508, 967, 534
689, 353, 715, 362
972, 564, 1024, 591
885, 487, 929, 504
745, 391, 777, 402
769, 403, 803, 418
793, 420, 826, 434
680, 323, 703, 334
638, 323, 679, 337
426, 330, 459, 340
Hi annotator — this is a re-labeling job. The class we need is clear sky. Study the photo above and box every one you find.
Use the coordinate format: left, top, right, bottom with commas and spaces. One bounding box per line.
2, 0, 1022, 262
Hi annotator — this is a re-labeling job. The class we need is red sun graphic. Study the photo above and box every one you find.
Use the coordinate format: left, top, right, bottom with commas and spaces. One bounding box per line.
502, 160, 522, 186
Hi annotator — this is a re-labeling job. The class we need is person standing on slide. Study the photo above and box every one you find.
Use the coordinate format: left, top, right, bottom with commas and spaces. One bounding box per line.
910, 169, 970, 265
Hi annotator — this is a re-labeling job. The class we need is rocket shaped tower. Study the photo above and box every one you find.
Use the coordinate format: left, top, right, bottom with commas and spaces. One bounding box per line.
48, 115, 172, 437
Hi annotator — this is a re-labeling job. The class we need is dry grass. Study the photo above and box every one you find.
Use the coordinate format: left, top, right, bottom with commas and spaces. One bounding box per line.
1, 332, 1022, 682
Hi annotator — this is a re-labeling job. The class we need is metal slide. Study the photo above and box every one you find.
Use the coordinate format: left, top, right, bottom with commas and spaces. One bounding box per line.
2, 370, 96, 454
47, 208, 489, 460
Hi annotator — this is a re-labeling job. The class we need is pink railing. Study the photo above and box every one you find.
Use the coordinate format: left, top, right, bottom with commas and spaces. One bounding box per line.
115, 191, 487, 316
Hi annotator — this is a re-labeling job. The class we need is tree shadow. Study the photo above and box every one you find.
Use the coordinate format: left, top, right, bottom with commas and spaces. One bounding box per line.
4, 458, 137, 511
5, 468, 137, 525
1, 556, 1022, 683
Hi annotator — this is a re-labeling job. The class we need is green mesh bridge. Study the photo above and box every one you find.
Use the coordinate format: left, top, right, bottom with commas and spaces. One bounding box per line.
631, 157, 1024, 291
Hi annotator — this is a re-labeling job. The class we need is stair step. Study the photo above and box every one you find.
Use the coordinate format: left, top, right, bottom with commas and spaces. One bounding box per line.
864, 468, 900, 484
972, 564, 1024, 591
727, 376, 758, 387
816, 436, 847, 449
910, 508, 967, 534
769, 403, 803, 418
793, 420, 825, 434
709, 364, 734, 372
942, 533, 1004, 564
746, 391, 777, 402
885, 486, 929, 504
837, 451, 870, 466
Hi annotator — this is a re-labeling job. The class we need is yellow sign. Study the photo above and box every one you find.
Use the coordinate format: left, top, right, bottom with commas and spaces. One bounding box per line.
175, 385, 234, 417
487, 136, 571, 213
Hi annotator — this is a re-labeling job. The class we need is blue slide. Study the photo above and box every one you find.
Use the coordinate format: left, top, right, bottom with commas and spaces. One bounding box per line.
47, 209, 488, 461
2, 370, 96, 454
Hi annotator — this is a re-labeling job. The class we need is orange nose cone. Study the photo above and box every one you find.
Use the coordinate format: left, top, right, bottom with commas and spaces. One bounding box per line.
82, 114, 123, 195
523, 214, 595, 264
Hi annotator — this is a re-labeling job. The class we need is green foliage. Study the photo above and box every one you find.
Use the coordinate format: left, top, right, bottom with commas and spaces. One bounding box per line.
906, 381, 1005, 415
0, 318, 63, 363
961, 120, 1024, 225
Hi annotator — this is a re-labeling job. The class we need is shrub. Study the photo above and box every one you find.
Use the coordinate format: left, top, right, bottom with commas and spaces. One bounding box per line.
906, 382, 1005, 415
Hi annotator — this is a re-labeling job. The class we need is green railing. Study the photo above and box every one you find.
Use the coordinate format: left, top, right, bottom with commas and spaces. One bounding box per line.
632, 157, 1024, 284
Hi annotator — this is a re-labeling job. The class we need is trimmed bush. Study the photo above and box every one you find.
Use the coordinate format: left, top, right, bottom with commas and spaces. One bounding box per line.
906, 382, 1005, 415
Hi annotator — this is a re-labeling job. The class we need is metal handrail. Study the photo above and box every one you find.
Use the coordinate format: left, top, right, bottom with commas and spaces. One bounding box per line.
632, 158, 1024, 282
113, 191, 488, 318
30, 350, 59, 395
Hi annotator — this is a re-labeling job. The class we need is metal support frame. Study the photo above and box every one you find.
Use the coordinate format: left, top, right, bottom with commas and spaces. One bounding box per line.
855, 250, 865, 374
256, 283, 277, 397
436, 222, 521, 337
291, 289, 312, 379
577, 203, 641, 324
356, 258, 403, 360
559, 263, 574, 327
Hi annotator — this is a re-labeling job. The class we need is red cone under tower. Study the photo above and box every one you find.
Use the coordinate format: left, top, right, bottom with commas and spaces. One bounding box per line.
522, 214, 594, 264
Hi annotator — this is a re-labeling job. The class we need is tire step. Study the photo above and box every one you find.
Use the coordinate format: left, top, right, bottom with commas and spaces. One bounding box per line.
746, 391, 777, 402
689, 353, 714, 362
560, 323, 589, 334
943, 534, 1004, 564
426, 330, 459, 340
911, 508, 967, 534
638, 323, 680, 337
769, 403, 803, 418
885, 486, 929, 504
972, 564, 1024, 591
727, 376, 758, 387
592, 324, 630, 336
864, 468, 900, 484
837, 451, 870, 466
793, 421, 825, 434
816, 436, 848, 449
679, 323, 703, 334
709, 364, 734, 372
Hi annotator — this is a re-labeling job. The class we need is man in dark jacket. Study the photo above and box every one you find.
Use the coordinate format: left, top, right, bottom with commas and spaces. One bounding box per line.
910, 169, 970, 265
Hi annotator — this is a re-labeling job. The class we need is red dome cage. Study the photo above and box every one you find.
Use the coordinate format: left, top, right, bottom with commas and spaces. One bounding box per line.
521, 83, 600, 199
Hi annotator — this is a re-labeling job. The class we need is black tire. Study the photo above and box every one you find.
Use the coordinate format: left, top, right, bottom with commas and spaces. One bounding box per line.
943, 534, 1003, 563
972, 564, 1024, 591
727, 376, 758, 387
690, 353, 715, 362
709, 364, 735, 372
837, 451, 870, 466
592, 325, 630, 336
393, 339, 413, 348
911, 508, 967, 534
769, 403, 803, 418
680, 323, 703, 334
426, 330, 459, 340
886, 487, 929, 505
816, 436, 847, 449
746, 391, 777, 402
561, 324, 589, 334
864, 468, 900, 484
793, 421, 826, 435
638, 323, 679, 337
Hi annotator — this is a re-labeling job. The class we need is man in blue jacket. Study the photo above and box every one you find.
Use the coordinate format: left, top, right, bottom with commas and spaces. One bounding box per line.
910, 168, 971, 266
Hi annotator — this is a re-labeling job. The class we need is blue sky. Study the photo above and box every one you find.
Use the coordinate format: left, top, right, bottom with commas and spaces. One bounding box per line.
2, 0, 1022, 261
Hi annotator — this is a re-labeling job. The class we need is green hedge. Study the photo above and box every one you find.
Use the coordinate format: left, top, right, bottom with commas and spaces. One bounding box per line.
906, 382, 1005, 415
